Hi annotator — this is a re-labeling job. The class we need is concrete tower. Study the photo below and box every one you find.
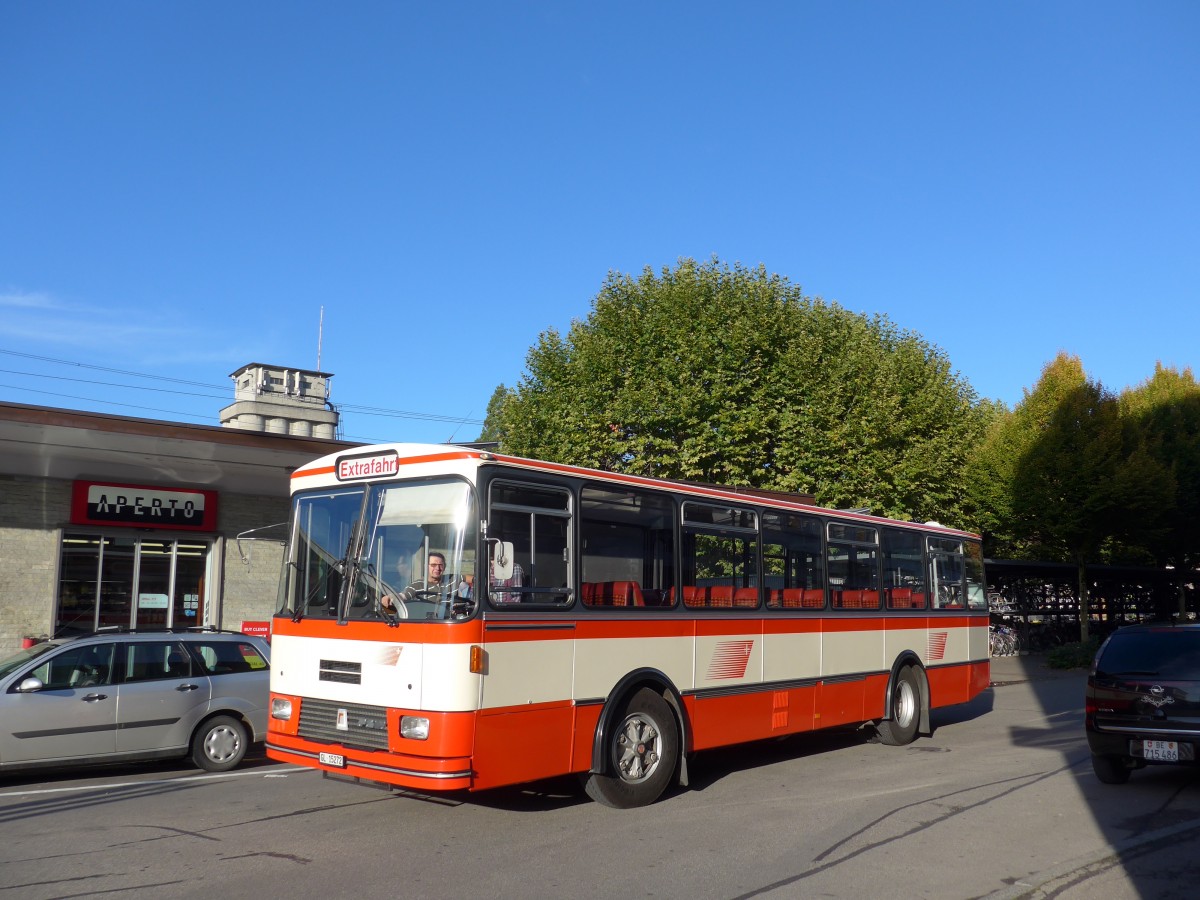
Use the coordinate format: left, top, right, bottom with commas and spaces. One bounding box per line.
219, 363, 339, 439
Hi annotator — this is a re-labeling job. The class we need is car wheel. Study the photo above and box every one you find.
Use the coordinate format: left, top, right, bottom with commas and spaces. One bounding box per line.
191, 715, 249, 772
1091, 753, 1132, 785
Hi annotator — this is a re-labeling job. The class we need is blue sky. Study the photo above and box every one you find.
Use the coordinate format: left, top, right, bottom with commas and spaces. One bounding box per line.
1, 2, 1197, 446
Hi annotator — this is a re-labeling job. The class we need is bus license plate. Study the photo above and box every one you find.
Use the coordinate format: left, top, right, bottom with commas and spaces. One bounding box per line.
319, 751, 346, 768
1143, 740, 1178, 762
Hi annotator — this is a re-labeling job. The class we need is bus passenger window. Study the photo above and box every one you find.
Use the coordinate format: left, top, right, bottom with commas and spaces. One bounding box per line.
488, 481, 572, 607
580, 484, 675, 609
928, 537, 966, 609
762, 512, 824, 610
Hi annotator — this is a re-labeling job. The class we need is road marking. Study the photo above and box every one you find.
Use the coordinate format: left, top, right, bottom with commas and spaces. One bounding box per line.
0, 765, 311, 799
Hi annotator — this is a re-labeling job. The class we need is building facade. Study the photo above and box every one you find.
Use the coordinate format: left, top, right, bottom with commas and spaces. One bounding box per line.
0, 401, 358, 657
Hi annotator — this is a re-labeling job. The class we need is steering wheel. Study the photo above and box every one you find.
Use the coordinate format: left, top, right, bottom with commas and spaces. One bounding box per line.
406, 587, 442, 602
380, 588, 409, 621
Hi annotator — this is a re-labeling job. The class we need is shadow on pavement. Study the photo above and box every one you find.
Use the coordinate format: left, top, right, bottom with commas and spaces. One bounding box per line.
988, 651, 1200, 899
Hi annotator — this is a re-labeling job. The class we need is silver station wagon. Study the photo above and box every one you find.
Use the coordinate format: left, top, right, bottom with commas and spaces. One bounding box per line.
0, 629, 270, 774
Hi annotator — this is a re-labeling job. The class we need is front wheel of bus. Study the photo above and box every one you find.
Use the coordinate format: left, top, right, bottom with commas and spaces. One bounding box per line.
585, 688, 678, 809
876, 665, 922, 746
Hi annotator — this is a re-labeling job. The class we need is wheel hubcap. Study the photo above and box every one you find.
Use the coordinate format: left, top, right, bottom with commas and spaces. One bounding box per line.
896, 681, 916, 726
206, 726, 241, 762
615, 714, 660, 783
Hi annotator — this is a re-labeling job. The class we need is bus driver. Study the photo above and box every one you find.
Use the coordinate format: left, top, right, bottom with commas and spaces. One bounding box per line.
381, 551, 449, 611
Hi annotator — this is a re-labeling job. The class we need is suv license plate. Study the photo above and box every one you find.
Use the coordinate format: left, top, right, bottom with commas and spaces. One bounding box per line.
1143, 740, 1179, 762
319, 751, 346, 768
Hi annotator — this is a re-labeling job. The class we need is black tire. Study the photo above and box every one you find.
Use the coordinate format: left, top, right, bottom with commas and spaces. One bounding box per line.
1091, 754, 1132, 785
191, 715, 249, 772
876, 665, 922, 746
584, 688, 678, 808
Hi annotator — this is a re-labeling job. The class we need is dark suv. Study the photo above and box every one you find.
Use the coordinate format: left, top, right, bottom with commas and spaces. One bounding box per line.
0, 629, 270, 774
1085, 622, 1200, 784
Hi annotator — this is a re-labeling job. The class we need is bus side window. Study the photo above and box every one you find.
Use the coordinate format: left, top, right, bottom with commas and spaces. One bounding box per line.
488, 481, 572, 606
580, 483, 676, 610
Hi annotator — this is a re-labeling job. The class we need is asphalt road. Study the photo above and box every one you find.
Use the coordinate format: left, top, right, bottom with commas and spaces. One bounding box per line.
2, 655, 1199, 899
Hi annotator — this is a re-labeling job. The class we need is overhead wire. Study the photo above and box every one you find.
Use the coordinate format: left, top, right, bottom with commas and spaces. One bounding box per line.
0, 349, 484, 430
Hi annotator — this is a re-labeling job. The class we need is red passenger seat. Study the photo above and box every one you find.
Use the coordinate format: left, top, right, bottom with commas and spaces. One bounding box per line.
584, 581, 645, 606
733, 587, 759, 608
708, 585, 733, 608
772, 588, 824, 609
777, 588, 802, 608
609, 581, 645, 607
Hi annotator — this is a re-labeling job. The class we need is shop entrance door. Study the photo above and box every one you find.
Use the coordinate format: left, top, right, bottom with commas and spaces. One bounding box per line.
57, 534, 212, 634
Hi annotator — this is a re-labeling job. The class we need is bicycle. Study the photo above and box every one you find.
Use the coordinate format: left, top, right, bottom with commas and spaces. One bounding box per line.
990, 624, 1020, 657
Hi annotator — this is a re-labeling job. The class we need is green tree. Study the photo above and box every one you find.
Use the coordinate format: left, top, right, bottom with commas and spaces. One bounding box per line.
1008, 355, 1131, 640
961, 398, 1017, 557
486, 257, 985, 524
965, 354, 1091, 559
1120, 364, 1200, 615
475, 384, 511, 444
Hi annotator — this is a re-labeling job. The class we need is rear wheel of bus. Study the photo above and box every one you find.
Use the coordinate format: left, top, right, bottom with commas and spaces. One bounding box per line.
585, 687, 679, 808
875, 665, 923, 746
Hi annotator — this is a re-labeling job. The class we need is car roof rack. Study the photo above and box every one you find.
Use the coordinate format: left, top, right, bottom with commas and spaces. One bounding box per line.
90, 625, 249, 636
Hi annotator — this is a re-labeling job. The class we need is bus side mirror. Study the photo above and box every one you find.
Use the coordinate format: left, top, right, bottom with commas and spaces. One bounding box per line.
491, 541, 514, 581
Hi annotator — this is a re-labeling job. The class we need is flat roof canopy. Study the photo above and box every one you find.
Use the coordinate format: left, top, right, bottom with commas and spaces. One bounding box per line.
0, 401, 359, 496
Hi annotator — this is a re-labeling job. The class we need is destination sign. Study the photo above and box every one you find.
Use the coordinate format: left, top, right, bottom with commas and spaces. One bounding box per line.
336, 451, 401, 481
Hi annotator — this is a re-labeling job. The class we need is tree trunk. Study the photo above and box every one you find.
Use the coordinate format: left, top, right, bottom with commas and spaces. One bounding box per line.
1077, 558, 1090, 642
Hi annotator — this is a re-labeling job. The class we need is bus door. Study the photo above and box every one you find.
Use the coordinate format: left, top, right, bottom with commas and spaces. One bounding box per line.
474, 480, 576, 789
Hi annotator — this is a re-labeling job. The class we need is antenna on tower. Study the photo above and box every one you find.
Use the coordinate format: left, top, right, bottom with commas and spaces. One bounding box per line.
317, 306, 324, 370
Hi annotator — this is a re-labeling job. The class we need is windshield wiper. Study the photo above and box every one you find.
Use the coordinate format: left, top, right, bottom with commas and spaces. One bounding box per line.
294, 556, 350, 623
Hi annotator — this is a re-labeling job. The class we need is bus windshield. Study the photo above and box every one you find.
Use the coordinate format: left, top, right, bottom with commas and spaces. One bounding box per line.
276, 478, 478, 623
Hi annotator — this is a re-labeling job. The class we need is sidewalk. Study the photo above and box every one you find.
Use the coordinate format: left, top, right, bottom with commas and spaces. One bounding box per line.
988, 650, 1083, 684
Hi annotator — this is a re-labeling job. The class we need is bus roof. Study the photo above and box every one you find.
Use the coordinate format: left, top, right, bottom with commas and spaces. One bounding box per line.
291, 442, 979, 539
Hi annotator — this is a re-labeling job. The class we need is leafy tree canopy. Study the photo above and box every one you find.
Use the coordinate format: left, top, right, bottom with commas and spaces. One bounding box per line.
1119, 364, 1200, 571
483, 257, 984, 524
967, 353, 1095, 558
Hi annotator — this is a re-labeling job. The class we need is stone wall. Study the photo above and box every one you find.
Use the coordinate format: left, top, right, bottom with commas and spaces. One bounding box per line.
217, 492, 290, 633
0, 476, 70, 658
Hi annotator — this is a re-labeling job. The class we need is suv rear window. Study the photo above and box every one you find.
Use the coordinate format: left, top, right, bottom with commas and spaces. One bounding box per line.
1096, 630, 1200, 680
190, 640, 269, 675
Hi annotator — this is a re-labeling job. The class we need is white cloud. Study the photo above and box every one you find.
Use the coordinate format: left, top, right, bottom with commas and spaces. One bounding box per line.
0, 287, 264, 366
0, 289, 67, 310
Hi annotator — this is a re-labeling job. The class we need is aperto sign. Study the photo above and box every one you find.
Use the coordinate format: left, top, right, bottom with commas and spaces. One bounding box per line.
71, 481, 219, 532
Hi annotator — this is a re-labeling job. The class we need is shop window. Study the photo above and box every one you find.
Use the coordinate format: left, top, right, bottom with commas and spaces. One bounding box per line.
56, 533, 212, 635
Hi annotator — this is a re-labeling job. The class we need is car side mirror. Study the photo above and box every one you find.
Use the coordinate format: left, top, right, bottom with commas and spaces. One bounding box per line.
16, 676, 44, 693
491, 541, 514, 581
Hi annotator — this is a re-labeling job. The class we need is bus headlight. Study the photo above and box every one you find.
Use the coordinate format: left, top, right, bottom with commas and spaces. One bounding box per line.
271, 698, 293, 721
400, 716, 430, 740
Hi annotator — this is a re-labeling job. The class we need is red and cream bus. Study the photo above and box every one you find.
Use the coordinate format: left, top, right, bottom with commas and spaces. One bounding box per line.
266, 443, 989, 807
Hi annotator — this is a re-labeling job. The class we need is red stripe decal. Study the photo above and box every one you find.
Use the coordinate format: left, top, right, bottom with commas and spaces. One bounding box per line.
707, 640, 754, 680
927, 631, 948, 660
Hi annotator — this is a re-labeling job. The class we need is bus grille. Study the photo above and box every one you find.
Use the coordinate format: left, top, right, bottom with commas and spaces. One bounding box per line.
298, 699, 390, 750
